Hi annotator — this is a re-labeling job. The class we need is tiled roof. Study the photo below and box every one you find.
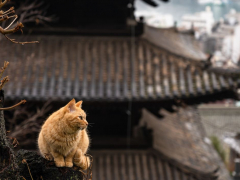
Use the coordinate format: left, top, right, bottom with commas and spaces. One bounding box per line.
143, 26, 207, 61
90, 149, 218, 180
139, 107, 230, 180
2, 35, 238, 101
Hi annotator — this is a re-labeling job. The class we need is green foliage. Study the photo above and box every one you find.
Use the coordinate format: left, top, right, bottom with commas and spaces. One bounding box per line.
211, 135, 226, 162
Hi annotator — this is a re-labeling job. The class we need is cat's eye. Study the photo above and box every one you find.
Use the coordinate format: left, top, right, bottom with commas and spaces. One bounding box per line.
79, 116, 83, 120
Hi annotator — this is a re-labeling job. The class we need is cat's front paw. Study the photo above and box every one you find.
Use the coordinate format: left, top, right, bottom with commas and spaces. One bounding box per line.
65, 161, 73, 167
55, 161, 65, 167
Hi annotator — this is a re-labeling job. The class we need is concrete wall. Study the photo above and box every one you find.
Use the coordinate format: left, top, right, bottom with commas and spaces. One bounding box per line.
198, 105, 240, 138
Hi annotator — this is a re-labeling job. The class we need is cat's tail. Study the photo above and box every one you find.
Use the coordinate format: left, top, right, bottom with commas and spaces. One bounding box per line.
73, 149, 90, 170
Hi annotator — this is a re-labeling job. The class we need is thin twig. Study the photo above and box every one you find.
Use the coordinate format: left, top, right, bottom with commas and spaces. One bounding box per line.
0, 76, 9, 90
0, 22, 24, 34
0, 165, 9, 173
8, 136, 19, 147
85, 154, 93, 180
77, 154, 93, 180
0, 61, 9, 79
22, 159, 33, 180
4, 15, 17, 30
4, 35, 39, 44
0, 0, 8, 9
0, 6, 14, 16
0, 0, 51, 44
20, 176, 27, 180
0, 100, 26, 110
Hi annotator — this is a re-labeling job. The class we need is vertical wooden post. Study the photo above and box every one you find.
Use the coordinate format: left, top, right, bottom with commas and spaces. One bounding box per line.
233, 158, 240, 180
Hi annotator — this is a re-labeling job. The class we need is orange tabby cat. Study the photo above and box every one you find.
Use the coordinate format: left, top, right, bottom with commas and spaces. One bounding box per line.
38, 99, 90, 170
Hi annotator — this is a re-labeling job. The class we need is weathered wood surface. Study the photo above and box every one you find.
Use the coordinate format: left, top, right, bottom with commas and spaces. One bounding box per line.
1, 149, 84, 180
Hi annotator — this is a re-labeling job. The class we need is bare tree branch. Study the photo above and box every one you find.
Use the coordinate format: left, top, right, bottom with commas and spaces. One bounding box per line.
12, 0, 57, 27
0, 61, 9, 79
0, 0, 38, 44
0, 100, 26, 110
0, 0, 9, 9
6, 101, 52, 148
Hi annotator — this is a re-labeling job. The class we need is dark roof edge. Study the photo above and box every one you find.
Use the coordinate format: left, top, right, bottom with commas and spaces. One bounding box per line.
4, 89, 239, 107
20, 24, 144, 37
207, 67, 240, 77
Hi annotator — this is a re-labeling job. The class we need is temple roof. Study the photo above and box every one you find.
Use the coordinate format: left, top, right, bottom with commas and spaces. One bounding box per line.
90, 149, 217, 180
139, 107, 230, 180
2, 34, 238, 102
143, 26, 207, 61
89, 107, 230, 180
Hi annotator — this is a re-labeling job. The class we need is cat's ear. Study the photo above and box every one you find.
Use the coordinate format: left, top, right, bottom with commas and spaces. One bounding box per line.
76, 101, 83, 108
65, 99, 76, 113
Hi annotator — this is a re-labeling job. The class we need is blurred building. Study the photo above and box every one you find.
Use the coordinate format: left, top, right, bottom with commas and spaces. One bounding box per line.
2, 0, 240, 179
179, 8, 240, 69
179, 6, 215, 36
206, 10, 240, 68
198, 0, 229, 5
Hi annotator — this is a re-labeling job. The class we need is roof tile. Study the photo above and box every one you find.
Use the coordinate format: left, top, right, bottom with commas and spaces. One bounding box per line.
2, 36, 238, 101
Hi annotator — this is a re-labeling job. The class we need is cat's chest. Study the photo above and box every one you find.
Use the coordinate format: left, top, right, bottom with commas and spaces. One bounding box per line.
55, 134, 80, 155
64, 135, 80, 146
50, 131, 80, 148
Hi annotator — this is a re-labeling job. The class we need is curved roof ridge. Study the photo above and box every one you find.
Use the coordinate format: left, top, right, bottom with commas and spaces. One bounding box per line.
142, 25, 207, 62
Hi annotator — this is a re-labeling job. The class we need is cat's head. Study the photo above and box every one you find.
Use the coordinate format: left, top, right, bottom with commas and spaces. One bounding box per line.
62, 99, 88, 132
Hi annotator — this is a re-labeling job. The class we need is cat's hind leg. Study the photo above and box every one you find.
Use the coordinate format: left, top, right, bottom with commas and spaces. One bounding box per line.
73, 149, 90, 170
44, 153, 54, 161
38, 133, 53, 161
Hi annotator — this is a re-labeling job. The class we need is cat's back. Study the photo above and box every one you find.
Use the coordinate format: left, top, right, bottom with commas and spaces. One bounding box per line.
38, 110, 62, 145
41, 110, 61, 131
77, 129, 90, 153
